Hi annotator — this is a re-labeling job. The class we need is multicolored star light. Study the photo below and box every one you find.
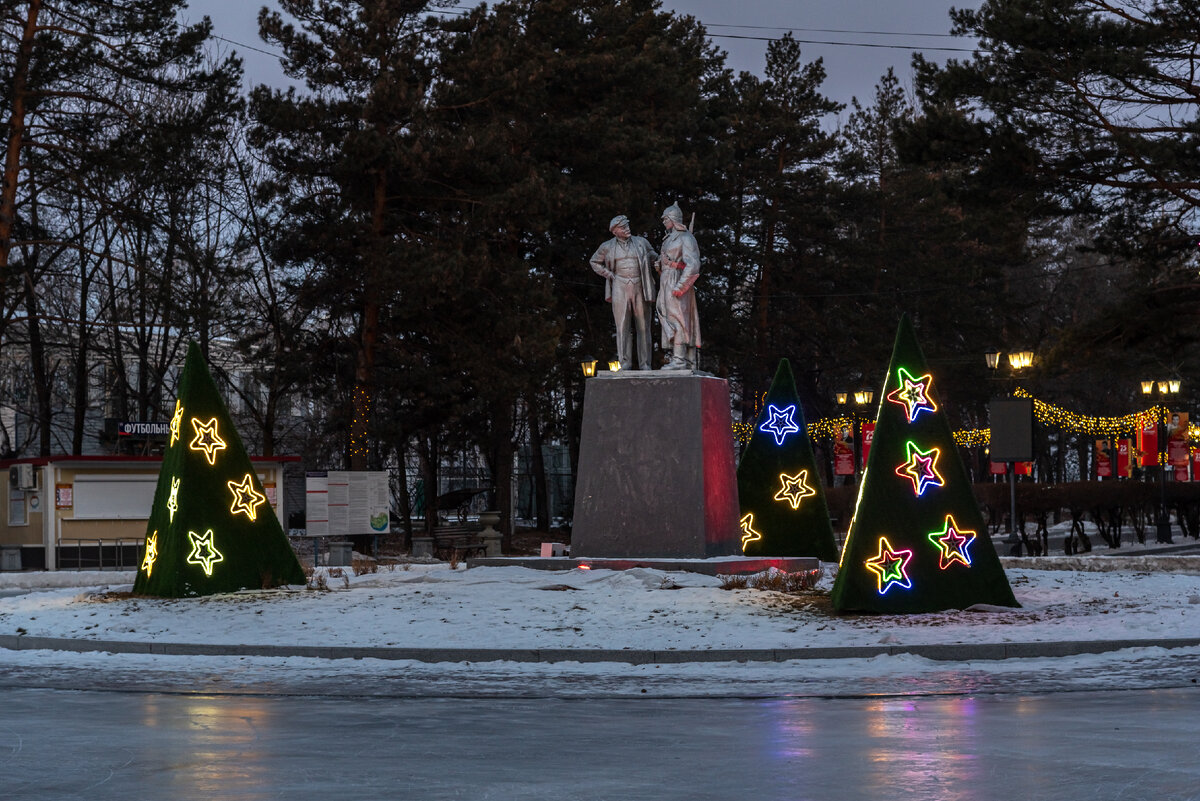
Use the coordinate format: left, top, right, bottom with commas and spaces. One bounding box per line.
927, 515, 976, 569
227, 473, 267, 521
895, 441, 945, 497
739, 513, 762, 551
773, 470, 816, 510
759, 404, 800, 446
886, 367, 937, 423
864, 536, 913, 594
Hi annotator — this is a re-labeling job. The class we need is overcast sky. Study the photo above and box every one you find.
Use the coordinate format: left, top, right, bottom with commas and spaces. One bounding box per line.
186, 0, 982, 115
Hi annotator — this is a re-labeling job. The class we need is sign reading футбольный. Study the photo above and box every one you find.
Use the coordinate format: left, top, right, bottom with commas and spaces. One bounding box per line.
117, 421, 170, 437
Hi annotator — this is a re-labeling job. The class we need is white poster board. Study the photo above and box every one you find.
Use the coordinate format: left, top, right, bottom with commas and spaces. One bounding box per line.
304, 471, 389, 537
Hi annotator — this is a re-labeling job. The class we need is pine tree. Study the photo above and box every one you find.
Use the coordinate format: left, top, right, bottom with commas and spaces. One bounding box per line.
133, 342, 305, 597
830, 315, 1018, 613
737, 359, 838, 561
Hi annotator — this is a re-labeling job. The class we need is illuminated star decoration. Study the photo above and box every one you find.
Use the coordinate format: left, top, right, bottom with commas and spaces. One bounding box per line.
739, 513, 762, 551
169, 400, 184, 447
227, 473, 266, 522
189, 417, 226, 465
864, 536, 913, 594
886, 367, 937, 423
895, 441, 945, 497
773, 470, 816, 510
167, 477, 180, 522
186, 529, 224, 577
141, 530, 158, 577
927, 515, 976, 569
759, 404, 800, 446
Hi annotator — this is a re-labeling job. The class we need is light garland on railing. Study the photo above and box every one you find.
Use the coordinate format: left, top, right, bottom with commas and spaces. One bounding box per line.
734, 388, 1197, 448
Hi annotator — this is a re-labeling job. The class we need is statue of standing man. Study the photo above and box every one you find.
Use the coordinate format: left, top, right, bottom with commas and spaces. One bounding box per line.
589, 215, 658, 371
656, 202, 701, 371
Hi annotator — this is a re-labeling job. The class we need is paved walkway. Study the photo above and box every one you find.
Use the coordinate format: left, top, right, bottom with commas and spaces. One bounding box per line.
3, 632, 1198, 664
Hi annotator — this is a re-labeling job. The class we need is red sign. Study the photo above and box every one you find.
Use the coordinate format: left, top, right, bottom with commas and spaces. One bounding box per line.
1117, 439, 1132, 477
990, 461, 1033, 475
1137, 420, 1157, 467
1193, 451, 1200, 481
1096, 439, 1112, 478
861, 423, 874, 468
833, 439, 855, 476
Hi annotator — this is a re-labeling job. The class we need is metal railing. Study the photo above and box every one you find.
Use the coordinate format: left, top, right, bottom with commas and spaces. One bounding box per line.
57, 539, 143, 571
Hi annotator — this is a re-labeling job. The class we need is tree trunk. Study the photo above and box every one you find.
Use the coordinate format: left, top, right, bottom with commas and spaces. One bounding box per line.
0, 0, 40, 278
350, 171, 386, 470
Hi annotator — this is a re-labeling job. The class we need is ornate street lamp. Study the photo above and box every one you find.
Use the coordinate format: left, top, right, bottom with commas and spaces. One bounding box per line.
1140, 378, 1181, 544
986, 349, 1035, 550
580, 358, 597, 378
836, 389, 875, 483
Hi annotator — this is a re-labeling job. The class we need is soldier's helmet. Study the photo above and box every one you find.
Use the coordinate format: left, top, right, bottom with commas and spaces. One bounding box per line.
661, 202, 684, 226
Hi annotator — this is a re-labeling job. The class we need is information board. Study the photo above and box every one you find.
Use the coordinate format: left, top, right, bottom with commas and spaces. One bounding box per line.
304, 471, 389, 537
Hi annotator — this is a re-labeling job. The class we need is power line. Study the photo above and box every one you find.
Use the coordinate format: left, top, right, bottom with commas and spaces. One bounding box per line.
709, 32, 976, 53
704, 23, 967, 39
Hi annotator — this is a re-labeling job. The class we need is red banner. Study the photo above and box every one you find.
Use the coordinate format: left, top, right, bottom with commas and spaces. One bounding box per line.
861, 422, 874, 468
1193, 451, 1200, 482
835, 441, 854, 472
1137, 419, 1157, 467
1095, 439, 1112, 478
1117, 439, 1132, 478
1168, 411, 1189, 466
989, 461, 1007, 475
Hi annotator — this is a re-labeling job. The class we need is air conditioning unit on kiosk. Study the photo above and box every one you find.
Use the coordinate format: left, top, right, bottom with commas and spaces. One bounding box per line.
14, 463, 37, 490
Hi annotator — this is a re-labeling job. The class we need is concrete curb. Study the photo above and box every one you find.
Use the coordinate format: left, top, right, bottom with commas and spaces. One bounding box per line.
2, 634, 1198, 665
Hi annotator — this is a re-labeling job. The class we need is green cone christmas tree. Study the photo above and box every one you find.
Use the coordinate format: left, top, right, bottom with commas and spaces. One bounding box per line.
830, 315, 1018, 613
737, 359, 838, 561
133, 342, 305, 597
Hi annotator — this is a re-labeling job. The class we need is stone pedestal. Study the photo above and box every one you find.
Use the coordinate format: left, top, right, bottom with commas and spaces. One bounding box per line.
479, 511, 503, 557
570, 372, 741, 558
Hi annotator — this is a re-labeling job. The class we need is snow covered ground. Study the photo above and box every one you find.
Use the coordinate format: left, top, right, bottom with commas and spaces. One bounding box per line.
2, 539, 1199, 698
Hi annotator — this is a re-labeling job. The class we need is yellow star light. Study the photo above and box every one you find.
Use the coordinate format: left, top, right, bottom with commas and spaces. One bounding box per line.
141, 530, 158, 577
189, 417, 226, 465
167, 476, 180, 522
773, 470, 816, 510
228, 473, 266, 521
740, 512, 762, 551
186, 529, 224, 577
169, 400, 184, 447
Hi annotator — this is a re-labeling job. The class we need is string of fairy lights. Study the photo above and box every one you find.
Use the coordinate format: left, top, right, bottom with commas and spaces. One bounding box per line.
734, 387, 1199, 449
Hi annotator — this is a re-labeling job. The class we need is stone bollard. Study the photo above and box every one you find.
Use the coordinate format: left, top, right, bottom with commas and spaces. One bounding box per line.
478, 510, 503, 557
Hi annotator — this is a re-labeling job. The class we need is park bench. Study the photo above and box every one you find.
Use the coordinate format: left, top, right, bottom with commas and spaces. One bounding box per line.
430, 523, 488, 560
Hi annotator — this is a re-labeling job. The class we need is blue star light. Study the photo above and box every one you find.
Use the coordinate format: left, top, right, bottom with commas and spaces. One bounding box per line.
759, 404, 800, 446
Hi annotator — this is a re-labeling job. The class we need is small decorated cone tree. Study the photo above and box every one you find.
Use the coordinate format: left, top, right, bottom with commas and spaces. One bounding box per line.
133, 342, 305, 597
737, 358, 838, 561
830, 315, 1018, 613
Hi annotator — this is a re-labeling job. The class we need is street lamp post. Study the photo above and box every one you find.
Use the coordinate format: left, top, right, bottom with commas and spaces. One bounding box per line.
836, 389, 875, 483
986, 349, 1035, 550
1140, 379, 1180, 544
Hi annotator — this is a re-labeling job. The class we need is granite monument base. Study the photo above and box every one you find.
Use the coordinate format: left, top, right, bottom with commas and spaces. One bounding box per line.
570, 371, 741, 558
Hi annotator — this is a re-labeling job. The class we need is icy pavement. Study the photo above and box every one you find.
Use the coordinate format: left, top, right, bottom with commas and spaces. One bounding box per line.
2, 686, 1198, 801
